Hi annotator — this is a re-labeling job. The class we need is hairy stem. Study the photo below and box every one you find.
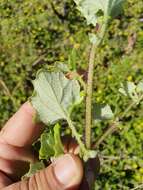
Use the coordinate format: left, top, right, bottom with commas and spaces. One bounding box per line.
85, 22, 108, 149
85, 44, 96, 149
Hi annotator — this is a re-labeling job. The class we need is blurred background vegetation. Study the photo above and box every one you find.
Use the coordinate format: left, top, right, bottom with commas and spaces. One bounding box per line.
0, 0, 143, 189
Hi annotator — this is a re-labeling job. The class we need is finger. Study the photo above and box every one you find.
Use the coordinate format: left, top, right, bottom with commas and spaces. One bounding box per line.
3, 154, 83, 190
62, 137, 80, 155
0, 143, 36, 181
0, 171, 12, 189
0, 157, 29, 182
0, 143, 35, 163
0, 102, 43, 147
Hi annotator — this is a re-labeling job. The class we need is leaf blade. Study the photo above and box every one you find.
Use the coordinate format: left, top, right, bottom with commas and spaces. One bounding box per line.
93, 103, 114, 121
31, 70, 81, 125
74, 0, 124, 26
54, 123, 64, 157
39, 124, 64, 160
39, 131, 55, 160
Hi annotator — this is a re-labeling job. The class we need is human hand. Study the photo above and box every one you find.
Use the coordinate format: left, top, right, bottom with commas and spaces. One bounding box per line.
0, 102, 83, 190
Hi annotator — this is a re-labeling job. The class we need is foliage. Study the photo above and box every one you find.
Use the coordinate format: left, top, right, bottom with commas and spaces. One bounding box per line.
40, 123, 64, 160
0, 0, 143, 189
31, 68, 96, 161
119, 81, 143, 103
74, 0, 124, 26
31, 70, 81, 124
93, 103, 114, 121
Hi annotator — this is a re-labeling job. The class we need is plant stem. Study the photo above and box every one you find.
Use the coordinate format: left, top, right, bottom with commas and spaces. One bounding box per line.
130, 184, 143, 190
85, 22, 108, 149
85, 44, 96, 149
76, 73, 86, 92
66, 116, 88, 154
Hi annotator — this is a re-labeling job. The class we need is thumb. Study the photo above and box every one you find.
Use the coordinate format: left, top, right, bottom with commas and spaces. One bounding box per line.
4, 154, 83, 190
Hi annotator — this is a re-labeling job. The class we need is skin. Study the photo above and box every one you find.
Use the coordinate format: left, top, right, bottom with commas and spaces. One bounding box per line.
0, 102, 83, 190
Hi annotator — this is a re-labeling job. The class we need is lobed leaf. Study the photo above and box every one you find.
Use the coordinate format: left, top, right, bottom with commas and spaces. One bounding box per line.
74, 0, 124, 26
31, 69, 93, 161
119, 82, 139, 102
119, 80, 143, 107
31, 70, 81, 125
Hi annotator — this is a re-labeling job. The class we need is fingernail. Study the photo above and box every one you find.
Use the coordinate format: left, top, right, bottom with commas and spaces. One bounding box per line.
53, 154, 82, 188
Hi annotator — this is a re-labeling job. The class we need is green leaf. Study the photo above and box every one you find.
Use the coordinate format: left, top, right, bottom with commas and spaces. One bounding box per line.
31, 70, 81, 125
89, 33, 98, 44
40, 124, 64, 160
119, 82, 138, 102
74, 0, 103, 26
54, 123, 64, 157
55, 62, 70, 73
24, 161, 45, 178
39, 131, 55, 160
109, 0, 124, 18
82, 150, 97, 162
68, 48, 77, 70
74, 0, 124, 26
31, 69, 91, 161
93, 103, 114, 121
137, 81, 143, 93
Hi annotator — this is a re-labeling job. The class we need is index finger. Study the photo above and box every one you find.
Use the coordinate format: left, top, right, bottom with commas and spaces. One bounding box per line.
0, 102, 43, 147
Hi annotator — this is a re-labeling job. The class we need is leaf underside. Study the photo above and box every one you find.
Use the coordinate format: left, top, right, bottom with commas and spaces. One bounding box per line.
31, 70, 81, 125
74, 0, 124, 26
119, 81, 143, 103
